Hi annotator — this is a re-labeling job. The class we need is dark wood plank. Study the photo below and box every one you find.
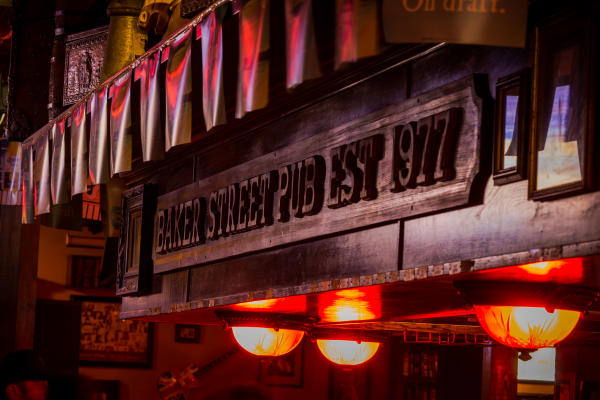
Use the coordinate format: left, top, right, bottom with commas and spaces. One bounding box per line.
153, 76, 484, 273
188, 222, 400, 300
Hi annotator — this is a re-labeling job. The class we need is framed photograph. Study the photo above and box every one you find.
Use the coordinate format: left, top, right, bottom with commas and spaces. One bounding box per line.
258, 342, 303, 387
494, 69, 530, 185
116, 184, 157, 296
175, 324, 202, 344
74, 296, 153, 368
529, 7, 597, 200
77, 380, 120, 400
329, 365, 369, 400
69, 255, 102, 289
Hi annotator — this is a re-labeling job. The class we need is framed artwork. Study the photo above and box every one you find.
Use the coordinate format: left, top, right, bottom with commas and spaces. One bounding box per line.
74, 296, 153, 368
258, 342, 303, 387
494, 69, 530, 185
78, 380, 120, 400
69, 255, 102, 289
580, 381, 600, 400
175, 324, 202, 344
116, 184, 157, 295
529, 7, 597, 200
329, 365, 369, 400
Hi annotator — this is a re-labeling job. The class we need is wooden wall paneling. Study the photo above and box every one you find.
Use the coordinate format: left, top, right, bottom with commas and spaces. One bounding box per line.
410, 45, 530, 100
0, 206, 39, 358
402, 181, 600, 269
188, 222, 400, 301
121, 269, 189, 317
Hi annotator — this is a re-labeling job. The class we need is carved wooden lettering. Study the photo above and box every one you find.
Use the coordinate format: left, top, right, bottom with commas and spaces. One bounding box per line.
152, 77, 482, 273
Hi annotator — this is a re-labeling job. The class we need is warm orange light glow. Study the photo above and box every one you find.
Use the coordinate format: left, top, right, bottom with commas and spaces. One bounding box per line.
236, 299, 279, 309
320, 289, 380, 323
231, 327, 304, 356
474, 305, 581, 349
316, 339, 380, 365
517, 258, 583, 281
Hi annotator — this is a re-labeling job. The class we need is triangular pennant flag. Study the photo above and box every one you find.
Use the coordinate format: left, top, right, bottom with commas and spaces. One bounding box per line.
135, 50, 165, 160
285, 0, 321, 89
70, 102, 88, 196
88, 87, 110, 185
236, 0, 270, 118
201, 6, 227, 130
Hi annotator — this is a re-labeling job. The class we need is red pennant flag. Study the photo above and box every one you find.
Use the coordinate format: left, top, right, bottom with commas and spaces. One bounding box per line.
236, 0, 270, 118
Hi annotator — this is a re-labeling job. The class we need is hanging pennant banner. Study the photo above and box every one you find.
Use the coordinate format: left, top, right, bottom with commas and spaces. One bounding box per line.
109, 71, 133, 176
335, 0, 379, 69
284, 0, 321, 89
35, 133, 52, 215
51, 118, 71, 205
200, 7, 226, 130
135, 50, 165, 160
162, 29, 192, 152
236, 0, 270, 118
89, 87, 110, 185
70, 102, 88, 196
0, 141, 22, 205
21, 143, 35, 223
382, 0, 527, 48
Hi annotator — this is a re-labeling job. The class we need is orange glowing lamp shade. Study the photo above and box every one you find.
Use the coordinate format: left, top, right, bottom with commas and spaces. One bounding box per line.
474, 305, 581, 349
316, 339, 380, 366
231, 327, 304, 357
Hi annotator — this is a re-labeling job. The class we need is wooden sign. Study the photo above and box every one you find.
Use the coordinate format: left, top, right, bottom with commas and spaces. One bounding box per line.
382, 0, 527, 48
153, 76, 484, 273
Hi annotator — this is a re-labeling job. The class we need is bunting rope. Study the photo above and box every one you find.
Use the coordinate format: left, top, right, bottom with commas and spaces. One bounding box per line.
23, 0, 231, 146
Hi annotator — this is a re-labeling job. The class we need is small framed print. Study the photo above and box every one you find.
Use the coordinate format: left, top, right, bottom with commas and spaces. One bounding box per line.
116, 184, 157, 296
493, 69, 530, 185
74, 296, 153, 368
329, 364, 369, 400
529, 7, 597, 200
258, 342, 303, 387
69, 255, 102, 289
175, 324, 202, 344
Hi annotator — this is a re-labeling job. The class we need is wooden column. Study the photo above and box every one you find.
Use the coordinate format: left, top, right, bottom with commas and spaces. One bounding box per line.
481, 345, 518, 400
0, 206, 39, 358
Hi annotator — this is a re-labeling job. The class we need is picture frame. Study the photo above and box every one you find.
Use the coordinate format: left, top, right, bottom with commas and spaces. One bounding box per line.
116, 184, 157, 296
174, 324, 202, 344
493, 69, 530, 185
74, 296, 153, 368
68, 255, 102, 289
77, 379, 120, 400
555, 374, 578, 400
529, 7, 597, 200
258, 341, 303, 387
329, 364, 370, 400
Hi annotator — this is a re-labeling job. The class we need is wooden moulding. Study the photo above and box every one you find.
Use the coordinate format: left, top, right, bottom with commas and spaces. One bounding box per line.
151, 75, 487, 274
116, 184, 158, 296
121, 238, 600, 319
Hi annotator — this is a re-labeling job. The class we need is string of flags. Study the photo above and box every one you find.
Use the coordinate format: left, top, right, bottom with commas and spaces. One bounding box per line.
10, 0, 527, 227
14, 0, 380, 226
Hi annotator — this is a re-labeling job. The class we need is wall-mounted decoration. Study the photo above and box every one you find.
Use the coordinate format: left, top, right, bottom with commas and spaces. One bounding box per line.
329, 363, 369, 400
63, 26, 109, 106
493, 69, 529, 185
529, 8, 596, 200
69, 255, 102, 289
74, 296, 153, 368
116, 184, 157, 296
78, 380, 120, 400
174, 324, 202, 344
259, 341, 303, 387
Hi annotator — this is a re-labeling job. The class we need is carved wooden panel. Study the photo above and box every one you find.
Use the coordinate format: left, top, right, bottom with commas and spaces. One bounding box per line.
116, 184, 157, 296
152, 76, 486, 273
63, 26, 109, 106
